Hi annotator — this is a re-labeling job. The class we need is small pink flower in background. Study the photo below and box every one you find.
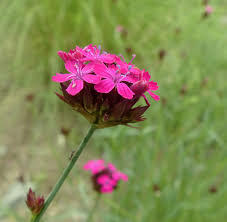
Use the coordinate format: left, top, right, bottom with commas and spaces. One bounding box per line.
203, 5, 213, 18
115, 25, 128, 38
205, 5, 213, 14
116, 25, 124, 33
84, 160, 128, 193
26, 188, 44, 215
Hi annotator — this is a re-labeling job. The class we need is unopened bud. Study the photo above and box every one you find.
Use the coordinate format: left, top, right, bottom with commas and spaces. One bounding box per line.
131, 80, 149, 96
26, 188, 44, 215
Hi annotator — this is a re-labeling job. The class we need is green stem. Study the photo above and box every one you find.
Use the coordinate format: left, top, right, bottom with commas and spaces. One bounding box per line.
30, 215, 36, 222
32, 125, 96, 222
86, 194, 101, 222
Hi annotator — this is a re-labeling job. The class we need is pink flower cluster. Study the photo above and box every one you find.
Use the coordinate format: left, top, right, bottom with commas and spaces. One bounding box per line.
84, 159, 128, 193
52, 44, 159, 103
205, 5, 213, 14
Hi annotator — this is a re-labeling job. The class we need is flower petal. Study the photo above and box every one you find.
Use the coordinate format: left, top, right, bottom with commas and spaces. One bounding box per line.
107, 163, 117, 172
117, 83, 135, 99
112, 172, 128, 181
66, 80, 84, 96
94, 79, 115, 93
100, 185, 114, 193
82, 63, 94, 74
148, 90, 160, 101
100, 54, 115, 63
97, 175, 113, 185
83, 74, 101, 84
148, 81, 159, 90
121, 75, 136, 83
119, 172, 128, 181
142, 70, 151, 81
75, 46, 86, 56
58, 51, 68, 62
65, 60, 77, 73
52, 73, 73, 82
83, 159, 105, 174
94, 63, 113, 79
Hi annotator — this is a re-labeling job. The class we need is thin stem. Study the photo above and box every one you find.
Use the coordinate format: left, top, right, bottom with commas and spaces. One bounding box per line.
32, 125, 96, 222
86, 194, 101, 222
30, 215, 35, 222
103, 198, 136, 221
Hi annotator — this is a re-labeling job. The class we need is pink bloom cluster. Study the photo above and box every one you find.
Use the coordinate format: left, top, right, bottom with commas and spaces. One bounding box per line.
52, 44, 159, 103
203, 4, 213, 18
84, 159, 128, 193
205, 5, 213, 14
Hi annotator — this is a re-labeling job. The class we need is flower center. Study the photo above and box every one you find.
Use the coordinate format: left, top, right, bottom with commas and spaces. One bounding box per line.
74, 64, 84, 80
72, 81, 76, 88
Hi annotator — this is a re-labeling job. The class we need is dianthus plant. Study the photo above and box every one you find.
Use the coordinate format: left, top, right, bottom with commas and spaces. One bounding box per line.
29, 44, 159, 222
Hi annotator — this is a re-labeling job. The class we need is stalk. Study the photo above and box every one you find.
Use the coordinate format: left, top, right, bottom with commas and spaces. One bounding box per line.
86, 194, 101, 222
32, 125, 96, 222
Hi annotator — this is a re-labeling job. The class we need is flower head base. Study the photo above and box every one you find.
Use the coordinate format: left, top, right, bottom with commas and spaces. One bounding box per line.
84, 160, 128, 193
26, 188, 45, 215
56, 82, 149, 128
52, 44, 159, 128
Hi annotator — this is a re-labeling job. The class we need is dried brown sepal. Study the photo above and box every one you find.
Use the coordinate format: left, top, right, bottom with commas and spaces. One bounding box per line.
56, 82, 149, 128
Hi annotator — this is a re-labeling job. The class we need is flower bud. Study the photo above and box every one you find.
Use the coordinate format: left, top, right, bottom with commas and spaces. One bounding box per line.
26, 188, 44, 215
203, 5, 213, 18
131, 80, 149, 97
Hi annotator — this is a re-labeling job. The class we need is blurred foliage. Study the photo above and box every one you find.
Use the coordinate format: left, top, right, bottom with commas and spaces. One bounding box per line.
0, 0, 226, 221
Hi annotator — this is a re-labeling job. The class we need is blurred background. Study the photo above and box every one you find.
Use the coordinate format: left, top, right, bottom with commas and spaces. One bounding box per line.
0, 0, 226, 221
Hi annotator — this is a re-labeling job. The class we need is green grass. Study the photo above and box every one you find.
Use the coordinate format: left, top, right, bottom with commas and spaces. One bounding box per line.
0, 0, 226, 221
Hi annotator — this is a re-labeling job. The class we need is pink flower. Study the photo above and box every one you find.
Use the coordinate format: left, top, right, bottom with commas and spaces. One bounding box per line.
131, 69, 160, 103
84, 159, 128, 194
205, 5, 213, 14
94, 63, 135, 99
52, 61, 100, 95
115, 25, 128, 37
116, 25, 124, 33
203, 5, 213, 18
76, 44, 115, 64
